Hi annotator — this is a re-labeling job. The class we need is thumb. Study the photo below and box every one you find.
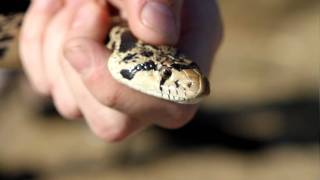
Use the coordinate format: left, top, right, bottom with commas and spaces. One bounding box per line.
124, 0, 183, 45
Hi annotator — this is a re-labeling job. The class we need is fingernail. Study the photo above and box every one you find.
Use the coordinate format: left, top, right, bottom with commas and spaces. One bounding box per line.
64, 42, 92, 75
72, 2, 99, 29
32, 0, 62, 11
141, 1, 178, 42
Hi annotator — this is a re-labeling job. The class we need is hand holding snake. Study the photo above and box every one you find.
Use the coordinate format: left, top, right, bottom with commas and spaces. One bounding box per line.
4, 0, 222, 141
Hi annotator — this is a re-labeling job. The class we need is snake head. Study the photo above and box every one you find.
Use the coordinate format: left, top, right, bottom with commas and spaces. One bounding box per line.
158, 62, 210, 104
107, 25, 210, 104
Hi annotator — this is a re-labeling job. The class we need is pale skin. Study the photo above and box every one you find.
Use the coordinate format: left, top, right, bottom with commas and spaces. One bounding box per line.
19, 0, 223, 142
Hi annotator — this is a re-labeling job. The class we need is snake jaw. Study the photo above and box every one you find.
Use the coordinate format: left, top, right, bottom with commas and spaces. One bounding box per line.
162, 68, 209, 104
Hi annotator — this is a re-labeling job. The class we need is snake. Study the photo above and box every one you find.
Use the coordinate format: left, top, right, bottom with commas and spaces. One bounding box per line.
0, 1, 210, 104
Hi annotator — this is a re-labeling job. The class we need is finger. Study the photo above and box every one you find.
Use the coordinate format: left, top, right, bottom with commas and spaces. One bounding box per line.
67, 0, 110, 42
64, 39, 197, 128
42, 0, 87, 119
178, 0, 223, 75
20, 0, 63, 94
124, 0, 183, 45
61, 1, 147, 141
63, 59, 147, 142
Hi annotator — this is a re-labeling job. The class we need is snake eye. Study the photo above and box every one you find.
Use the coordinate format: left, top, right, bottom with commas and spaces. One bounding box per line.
161, 68, 172, 79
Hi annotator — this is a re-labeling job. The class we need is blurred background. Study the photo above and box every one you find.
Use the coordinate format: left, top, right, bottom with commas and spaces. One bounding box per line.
0, 0, 319, 179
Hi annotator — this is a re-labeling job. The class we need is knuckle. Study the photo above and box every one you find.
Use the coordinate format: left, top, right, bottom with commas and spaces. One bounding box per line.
92, 121, 129, 143
56, 103, 81, 120
85, 71, 120, 109
164, 107, 197, 129
89, 114, 133, 143
103, 93, 119, 109
53, 96, 81, 120
29, 78, 51, 96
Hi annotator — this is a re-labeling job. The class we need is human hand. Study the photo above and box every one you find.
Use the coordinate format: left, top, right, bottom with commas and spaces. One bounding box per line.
20, 0, 223, 142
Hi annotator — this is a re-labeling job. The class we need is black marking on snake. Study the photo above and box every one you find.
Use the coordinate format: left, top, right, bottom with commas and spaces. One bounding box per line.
162, 69, 172, 78
155, 56, 162, 62
0, 34, 13, 42
174, 80, 180, 88
142, 60, 156, 70
187, 82, 192, 88
141, 51, 154, 57
159, 79, 165, 91
171, 62, 199, 71
120, 69, 134, 80
119, 31, 137, 53
120, 60, 156, 80
159, 68, 172, 91
115, 30, 121, 34
122, 53, 137, 62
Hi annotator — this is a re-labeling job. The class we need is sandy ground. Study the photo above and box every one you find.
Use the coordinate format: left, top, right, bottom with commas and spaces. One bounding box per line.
0, 91, 318, 179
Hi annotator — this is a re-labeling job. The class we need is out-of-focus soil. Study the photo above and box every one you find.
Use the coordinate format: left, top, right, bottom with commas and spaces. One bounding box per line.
207, 0, 318, 107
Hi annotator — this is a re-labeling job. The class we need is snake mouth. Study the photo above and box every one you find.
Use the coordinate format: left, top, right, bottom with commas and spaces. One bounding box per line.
179, 76, 210, 104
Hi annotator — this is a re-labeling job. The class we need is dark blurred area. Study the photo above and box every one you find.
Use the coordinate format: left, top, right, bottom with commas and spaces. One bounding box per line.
162, 97, 319, 149
0, 0, 29, 15
0, 0, 319, 179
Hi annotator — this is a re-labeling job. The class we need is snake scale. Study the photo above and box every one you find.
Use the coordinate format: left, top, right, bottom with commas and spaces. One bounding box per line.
0, 1, 210, 104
